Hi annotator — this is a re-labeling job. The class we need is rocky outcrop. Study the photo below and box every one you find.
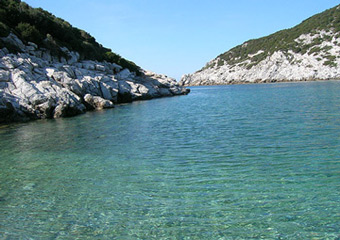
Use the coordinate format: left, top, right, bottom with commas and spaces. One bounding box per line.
84, 94, 114, 110
0, 34, 189, 123
181, 31, 340, 86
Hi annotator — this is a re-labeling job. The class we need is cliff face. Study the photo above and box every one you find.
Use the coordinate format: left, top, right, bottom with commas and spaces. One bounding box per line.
181, 5, 340, 86
0, 34, 189, 123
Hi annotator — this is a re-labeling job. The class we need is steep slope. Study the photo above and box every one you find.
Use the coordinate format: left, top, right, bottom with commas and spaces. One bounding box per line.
0, 0, 140, 73
181, 5, 340, 86
0, 1, 189, 123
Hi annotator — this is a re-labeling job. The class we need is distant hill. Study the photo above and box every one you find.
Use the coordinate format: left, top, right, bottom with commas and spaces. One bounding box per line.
181, 4, 340, 86
0, 0, 140, 74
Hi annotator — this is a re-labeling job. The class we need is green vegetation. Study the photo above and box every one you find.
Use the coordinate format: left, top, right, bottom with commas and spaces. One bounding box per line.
217, 59, 224, 67
208, 4, 340, 70
15, 22, 43, 43
323, 54, 337, 66
308, 46, 321, 55
0, 0, 141, 74
322, 45, 333, 52
324, 60, 337, 67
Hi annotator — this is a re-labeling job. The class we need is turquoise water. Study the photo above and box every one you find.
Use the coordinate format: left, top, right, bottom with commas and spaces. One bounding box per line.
0, 81, 339, 239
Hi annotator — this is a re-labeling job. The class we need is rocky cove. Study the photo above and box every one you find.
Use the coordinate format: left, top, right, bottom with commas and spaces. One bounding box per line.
0, 33, 189, 123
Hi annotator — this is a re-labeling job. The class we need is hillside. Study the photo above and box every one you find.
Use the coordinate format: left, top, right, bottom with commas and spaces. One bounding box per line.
0, 0, 189, 123
181, 5, 340, 86
0, 0, 140, 73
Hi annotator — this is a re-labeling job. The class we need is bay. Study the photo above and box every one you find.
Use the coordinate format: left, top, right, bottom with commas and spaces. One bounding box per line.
0, 81, 339, 239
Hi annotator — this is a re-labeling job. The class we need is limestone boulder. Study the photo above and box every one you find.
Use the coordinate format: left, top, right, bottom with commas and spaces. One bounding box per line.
53, 102, 85, 118
84, 94, 114, 110
1, 33, 26, 51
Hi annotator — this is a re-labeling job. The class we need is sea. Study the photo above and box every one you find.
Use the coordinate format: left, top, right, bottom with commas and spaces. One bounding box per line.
0, 81, 339, 239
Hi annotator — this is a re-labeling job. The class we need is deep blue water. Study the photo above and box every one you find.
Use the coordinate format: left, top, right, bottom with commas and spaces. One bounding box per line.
0, 81, 339, 239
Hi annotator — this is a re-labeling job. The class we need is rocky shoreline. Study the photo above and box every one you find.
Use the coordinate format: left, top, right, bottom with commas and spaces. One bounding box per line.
181, 30, 340, 87
181, 77, 339, 87
0, 33, 189, 123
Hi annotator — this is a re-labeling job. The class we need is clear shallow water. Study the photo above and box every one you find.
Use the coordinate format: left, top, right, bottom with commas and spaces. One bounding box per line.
0, 81, 340, 239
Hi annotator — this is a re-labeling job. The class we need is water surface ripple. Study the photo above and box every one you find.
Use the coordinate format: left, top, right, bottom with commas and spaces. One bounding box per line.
0, 81, 339, 239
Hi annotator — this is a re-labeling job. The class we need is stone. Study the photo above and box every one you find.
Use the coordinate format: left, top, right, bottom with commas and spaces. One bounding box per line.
159, 87, 173, 96
98, 81, 114, 101
53, 102, 85, 118
131, 83, 154, 100
100, 76, 119, 102
42, 51, 52, 62
170, 86, 190, 95
95, 64, 106, 72
142, 82, 161, 98
82, 61, 96, 70
0, 70, 10, 82
0, 91, 30, 122
1, 33, 26, 51
117, 80, 133, 102
1, 56, 19, 69
61, 65, 76, 79
36, 99, 56, 119
80, 76, 102, 97
67, 52, 79, 65
84, 94, 114, 110
110, 63, 123, 72
117, 69, 132, 80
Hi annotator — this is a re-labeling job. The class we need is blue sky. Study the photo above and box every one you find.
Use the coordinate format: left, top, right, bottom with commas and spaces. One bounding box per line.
24, 0, 339, 80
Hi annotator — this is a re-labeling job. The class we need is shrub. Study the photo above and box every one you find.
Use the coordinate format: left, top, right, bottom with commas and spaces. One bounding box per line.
104, 51, 121, 63
308, 46, 321, 55
324, 60, 337, 67
217, 59, 224, 67
15, 22, 43, 44
0, 22, 9, 37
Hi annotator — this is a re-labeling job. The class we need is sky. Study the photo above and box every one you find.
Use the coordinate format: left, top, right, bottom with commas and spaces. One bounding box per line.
24, 0, 340, 81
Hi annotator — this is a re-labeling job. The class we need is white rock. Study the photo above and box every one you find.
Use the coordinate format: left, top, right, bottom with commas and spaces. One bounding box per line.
110, 63, 123, 72
117, 69, 132, 80
95, 64, 106, 72
82, 61, 96, 70
84, 94, 114, 109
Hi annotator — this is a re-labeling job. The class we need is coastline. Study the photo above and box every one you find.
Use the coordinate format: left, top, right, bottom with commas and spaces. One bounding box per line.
0, 34, 189, 124
182, 78, 340, 87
